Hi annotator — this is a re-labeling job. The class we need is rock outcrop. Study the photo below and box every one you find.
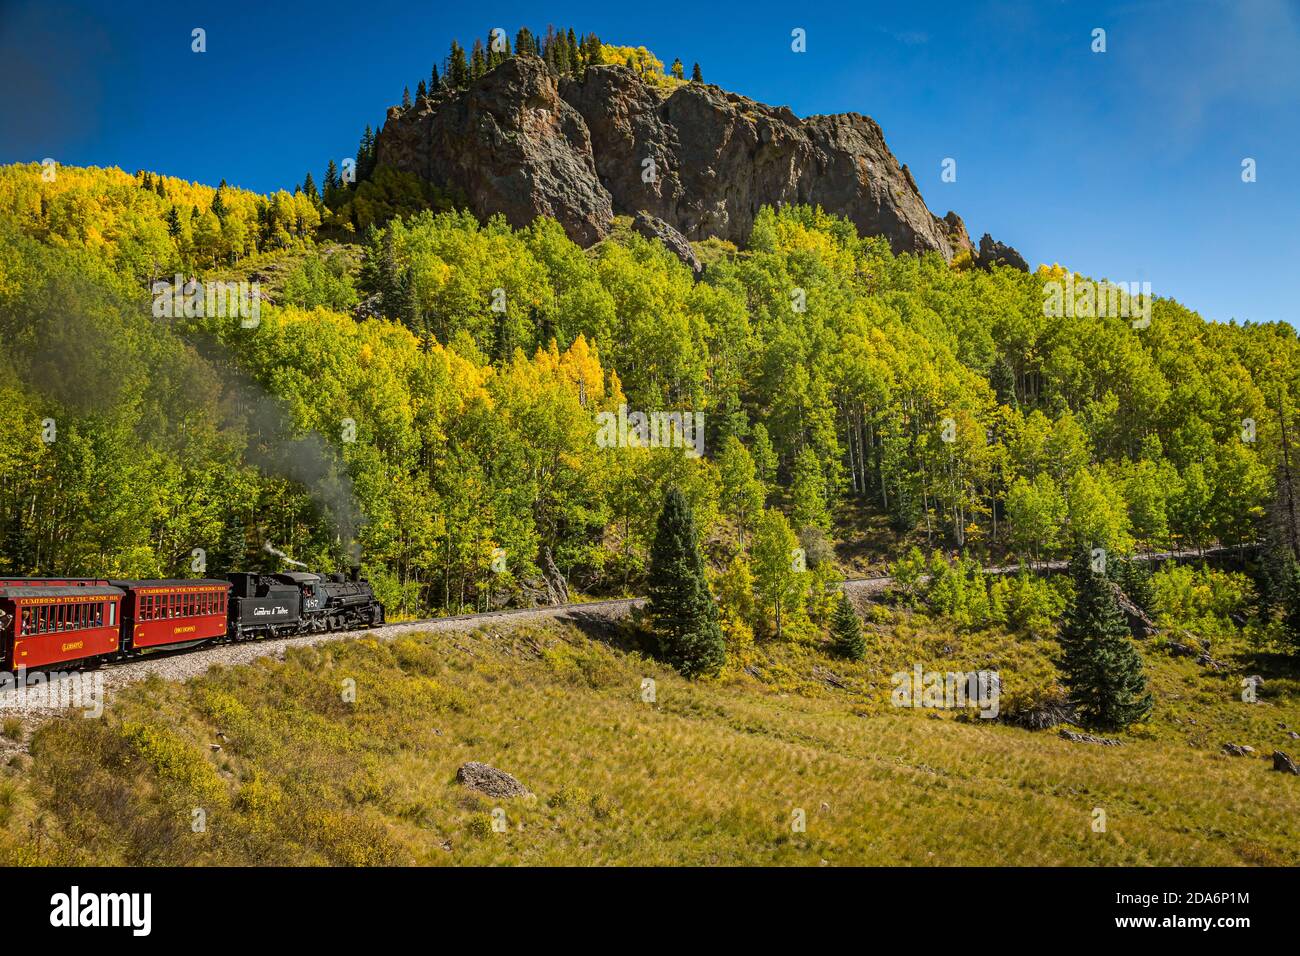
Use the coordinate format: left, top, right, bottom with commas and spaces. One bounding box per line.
977, 233, 1029, 272
375, 55, 1010, 263
1111, 583, 1158, 639
376, 56, 612, 245
632, 211, 702, 274
456, 761, 531, 798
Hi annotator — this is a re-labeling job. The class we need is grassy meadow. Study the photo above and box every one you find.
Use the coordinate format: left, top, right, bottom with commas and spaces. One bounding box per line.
1, 605, 1297, 867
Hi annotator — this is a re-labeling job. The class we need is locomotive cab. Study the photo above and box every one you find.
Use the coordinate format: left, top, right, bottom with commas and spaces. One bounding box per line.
226, 573, 302, 640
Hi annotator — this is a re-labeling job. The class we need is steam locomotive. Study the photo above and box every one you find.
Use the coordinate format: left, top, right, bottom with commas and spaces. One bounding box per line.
0, 569, 385, 673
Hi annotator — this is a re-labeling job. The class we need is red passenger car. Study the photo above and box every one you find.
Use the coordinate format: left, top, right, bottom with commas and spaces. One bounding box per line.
111, 579, 232, 652
0, 583, 124, 670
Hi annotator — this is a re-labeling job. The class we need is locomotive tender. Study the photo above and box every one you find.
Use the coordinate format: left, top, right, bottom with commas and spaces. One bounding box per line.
0, 569, 385, 672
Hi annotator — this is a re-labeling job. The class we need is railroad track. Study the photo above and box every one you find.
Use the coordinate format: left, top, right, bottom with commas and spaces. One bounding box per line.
0, 546, 1250, 716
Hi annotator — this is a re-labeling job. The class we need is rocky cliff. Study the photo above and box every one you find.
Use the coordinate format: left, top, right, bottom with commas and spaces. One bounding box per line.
375, 54, 1020, 267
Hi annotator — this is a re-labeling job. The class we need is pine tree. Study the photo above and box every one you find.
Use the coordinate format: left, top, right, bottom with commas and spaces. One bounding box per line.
210, 188, 226, 220
470, 39, 486, 80
670, 57, 684, 80
449, 40, 469, 88
1058, 549, 1153, 730
402, 85, 412, 108
691, 62, 703, 82
830, 592, 866, 660
301, 172, 318, 201
416, 78, 427, 99
515, 27, 535, 56
647, 488, 726, 677
356, 125, 376, 182
430, 63, 440, 90
165, 205, 182, 240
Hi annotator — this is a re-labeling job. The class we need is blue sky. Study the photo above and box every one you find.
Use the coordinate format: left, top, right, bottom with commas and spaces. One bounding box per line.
2, 0, 1297, 326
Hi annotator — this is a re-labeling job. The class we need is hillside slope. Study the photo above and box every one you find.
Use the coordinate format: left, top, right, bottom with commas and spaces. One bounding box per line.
2, 613, 1297, 866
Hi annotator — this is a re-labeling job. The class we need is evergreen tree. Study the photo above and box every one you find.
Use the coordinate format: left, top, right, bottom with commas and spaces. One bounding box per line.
430, 63, 440, 90
515, 27, 536, 56
830, 592, 866, 660
1109, 558, 1154, 614
416, 78, 427, 99
647, 488, 726, 677
470, 39, 486, 80
691, 62, 703, 82
301, 172, 318, 201
1058, 549, 1153, 730
402, 85, 412, 108
670, 57, 685, 80
581, 33, 601, 71
356, 125, 377, 182
165, 205, 182, 240
449, 40, 469, 88
210, 187, 226, 220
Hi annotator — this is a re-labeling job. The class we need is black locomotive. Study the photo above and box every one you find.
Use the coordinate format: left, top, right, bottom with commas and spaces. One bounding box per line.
227, 570, 386, 640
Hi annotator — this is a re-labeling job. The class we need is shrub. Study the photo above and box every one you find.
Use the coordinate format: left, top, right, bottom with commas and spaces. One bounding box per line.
1150, 564, 1254, 637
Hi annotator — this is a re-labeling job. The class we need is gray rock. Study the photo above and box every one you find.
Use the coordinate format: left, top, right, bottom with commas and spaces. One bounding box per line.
1058, 729, 1123, 747
1112, 584, 1158, 639
1273, 751, 1300, 775
1222, 743, 1255, 756
632, 211, 702, 275
456, 761, 531, 798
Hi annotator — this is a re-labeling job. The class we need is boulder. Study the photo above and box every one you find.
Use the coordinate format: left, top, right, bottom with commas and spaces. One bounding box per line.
1222, 743, 1256, 757
1112, 583, 1158, 639
632, 211, 703, 275
1273, 751, 1300, 775
456, 762, 532, 798
1059, 728, 1123, 746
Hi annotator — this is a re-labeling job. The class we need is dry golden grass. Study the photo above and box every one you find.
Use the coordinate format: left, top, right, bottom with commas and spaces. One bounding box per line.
1, 614, 1298, 866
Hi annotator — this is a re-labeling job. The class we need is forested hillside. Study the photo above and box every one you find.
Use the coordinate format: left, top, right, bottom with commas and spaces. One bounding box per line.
5, 153, 1294, 624
2, 152, 1298, 634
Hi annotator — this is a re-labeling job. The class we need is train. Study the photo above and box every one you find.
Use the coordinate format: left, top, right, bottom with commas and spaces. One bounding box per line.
0, 570, 385, 673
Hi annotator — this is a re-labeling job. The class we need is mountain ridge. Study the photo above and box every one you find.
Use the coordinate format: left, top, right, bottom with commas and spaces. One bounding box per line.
373, 53, 1022, 269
